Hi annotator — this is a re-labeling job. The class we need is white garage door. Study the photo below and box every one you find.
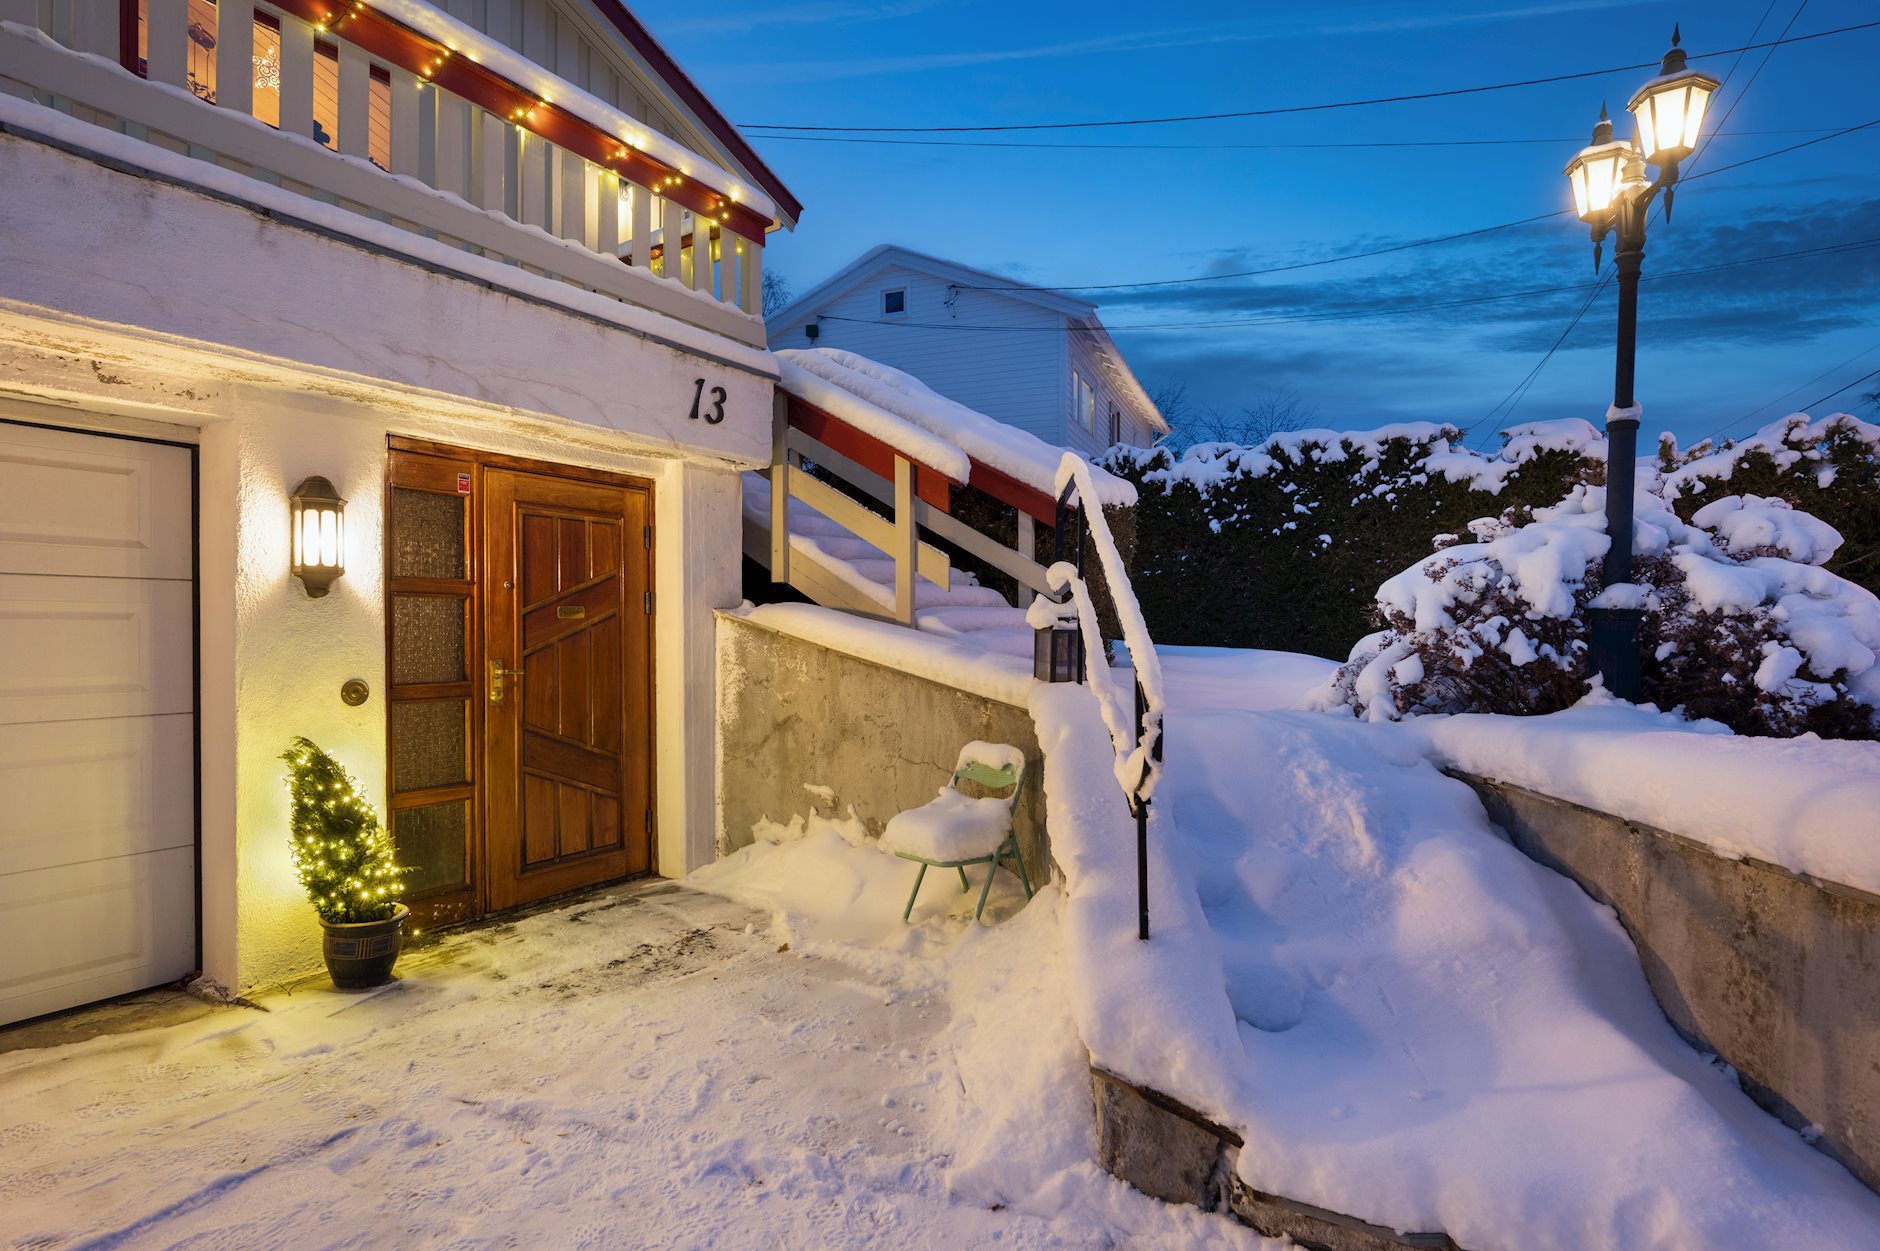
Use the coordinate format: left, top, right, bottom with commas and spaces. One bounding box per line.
0, 421, 197, 1026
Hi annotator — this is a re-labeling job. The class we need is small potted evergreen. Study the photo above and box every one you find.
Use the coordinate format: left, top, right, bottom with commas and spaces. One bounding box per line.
283, 737, 411, 988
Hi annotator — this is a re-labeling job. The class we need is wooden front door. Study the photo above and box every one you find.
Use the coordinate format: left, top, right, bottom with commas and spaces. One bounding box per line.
384, 441, 655, 927
483, 469, 653, 910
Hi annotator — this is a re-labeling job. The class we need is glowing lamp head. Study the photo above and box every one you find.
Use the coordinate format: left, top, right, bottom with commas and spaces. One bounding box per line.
1564, 107, 1633, 225
1627, 27, 1719, 168
289, 475, 346, 598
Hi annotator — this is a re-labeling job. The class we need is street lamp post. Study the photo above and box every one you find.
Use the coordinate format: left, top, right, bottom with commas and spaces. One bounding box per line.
1562, 27, 1717, 699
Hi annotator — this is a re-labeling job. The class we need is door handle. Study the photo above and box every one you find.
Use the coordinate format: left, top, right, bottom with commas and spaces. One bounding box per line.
489, 659, 525, 705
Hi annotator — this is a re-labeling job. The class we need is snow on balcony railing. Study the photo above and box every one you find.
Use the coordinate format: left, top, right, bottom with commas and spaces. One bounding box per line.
0, 0, 770, 342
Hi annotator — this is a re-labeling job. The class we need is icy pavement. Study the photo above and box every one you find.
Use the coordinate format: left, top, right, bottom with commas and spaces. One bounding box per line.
0, 876, 1270, 1250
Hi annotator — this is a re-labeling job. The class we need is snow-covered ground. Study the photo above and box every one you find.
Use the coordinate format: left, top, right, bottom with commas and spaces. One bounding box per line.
1042, 646, 1880, 1251
0, 874, 1267, 1250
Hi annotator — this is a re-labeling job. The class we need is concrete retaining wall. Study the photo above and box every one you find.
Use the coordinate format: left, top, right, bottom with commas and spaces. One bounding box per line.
715, 612, 1050, 879
1454, 772, 1880, 1194
1091, 1068, 1466, 1251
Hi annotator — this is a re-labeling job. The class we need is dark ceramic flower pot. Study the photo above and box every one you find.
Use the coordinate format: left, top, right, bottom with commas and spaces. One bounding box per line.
320, 904, 409, 989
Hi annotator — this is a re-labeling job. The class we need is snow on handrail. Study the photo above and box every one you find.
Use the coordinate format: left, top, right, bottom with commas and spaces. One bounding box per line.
1054, 453, 1166, 804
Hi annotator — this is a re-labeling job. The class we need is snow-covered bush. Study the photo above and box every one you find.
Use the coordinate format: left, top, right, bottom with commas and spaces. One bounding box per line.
1102, 421, 1601, 657
1661, 413, 1880, 605
1312, 487, 1880, 739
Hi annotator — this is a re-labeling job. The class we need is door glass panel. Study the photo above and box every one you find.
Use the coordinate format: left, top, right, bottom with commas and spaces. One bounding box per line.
391, 488, 465, 580
391, 596, 465, 684
390, 700, 468, 793
393, 802, 467, 896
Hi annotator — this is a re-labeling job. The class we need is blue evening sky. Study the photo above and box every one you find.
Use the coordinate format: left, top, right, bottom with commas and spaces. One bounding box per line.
636, 0, 1880, 447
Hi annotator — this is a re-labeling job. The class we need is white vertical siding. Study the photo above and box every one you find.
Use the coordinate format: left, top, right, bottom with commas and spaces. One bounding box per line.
1066, 331, 1158, 455
772, 264, 1070, 449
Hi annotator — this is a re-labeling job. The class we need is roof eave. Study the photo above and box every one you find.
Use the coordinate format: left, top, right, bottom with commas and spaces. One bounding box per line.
591, 1, 802, 227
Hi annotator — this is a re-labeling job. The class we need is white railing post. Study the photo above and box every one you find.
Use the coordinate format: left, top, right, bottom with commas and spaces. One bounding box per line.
277, 13, 314, 145
741, 236, 763, 315
594, 167, 619, 256
689, 217, 711, 292
557, 148, 586, 246
215, 0, 252, 116
770, 390, 791, 585
631, 186, 653, 272
476, 108, 505, 217
337, 43, 369, 159
146, 0, 187, 90
894, 455, 918, 625
519, 130, 549, 229
390, 68, 421, 177
1014, 511, 1036, 607
71, 1, 120, 62
434, 89, 469, 199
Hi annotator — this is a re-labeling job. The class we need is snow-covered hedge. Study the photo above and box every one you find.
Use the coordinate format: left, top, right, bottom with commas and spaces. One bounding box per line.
1311, 486, 1880, 739
1101, 421, 1601, 657
1661, 413, 1880, 605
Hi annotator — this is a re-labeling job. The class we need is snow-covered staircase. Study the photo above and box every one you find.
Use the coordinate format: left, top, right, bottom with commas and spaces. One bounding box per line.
742, 471, 1036, 659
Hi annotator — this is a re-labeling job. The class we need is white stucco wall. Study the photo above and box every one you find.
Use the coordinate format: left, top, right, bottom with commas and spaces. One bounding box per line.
0, 131, 771, 993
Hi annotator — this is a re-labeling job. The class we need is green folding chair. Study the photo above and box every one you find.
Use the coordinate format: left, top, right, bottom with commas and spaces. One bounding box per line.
880, 743, 1033, 924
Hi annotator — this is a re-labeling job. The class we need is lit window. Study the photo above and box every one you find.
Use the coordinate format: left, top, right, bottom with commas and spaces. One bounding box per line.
882, 289, 907, 316
1073, 371, 1096, 433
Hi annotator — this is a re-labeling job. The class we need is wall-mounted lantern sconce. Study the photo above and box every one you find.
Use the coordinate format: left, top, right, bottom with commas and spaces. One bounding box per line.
290, 475, 346, 598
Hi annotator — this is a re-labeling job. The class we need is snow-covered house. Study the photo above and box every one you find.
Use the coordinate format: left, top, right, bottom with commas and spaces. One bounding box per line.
0, 0, 801, 1021
766, 245, 1167, 459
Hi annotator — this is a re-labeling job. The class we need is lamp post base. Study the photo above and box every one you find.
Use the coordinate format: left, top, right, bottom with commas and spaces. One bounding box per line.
1587, 605, 1643, 702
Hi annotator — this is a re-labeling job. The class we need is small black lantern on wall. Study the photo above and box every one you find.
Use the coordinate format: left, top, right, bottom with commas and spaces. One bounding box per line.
290, 475, 347, 598
1033, 602, 1081, 683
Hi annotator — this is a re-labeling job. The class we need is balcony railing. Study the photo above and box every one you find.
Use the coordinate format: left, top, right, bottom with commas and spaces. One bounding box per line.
0, 0, 771, 344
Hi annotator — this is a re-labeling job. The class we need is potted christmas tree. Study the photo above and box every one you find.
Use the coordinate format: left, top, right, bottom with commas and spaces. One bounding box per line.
283, 738, 411, 988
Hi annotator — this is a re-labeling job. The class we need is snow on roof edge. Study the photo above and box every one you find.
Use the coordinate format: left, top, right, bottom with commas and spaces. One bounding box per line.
778, 349, 1136, 507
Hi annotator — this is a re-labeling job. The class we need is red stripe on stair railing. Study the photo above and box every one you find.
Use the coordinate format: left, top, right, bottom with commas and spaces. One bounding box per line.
783, 395, 1059, 524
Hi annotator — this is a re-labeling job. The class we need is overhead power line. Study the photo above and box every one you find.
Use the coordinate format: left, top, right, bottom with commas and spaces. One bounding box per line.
1705, 341, 1880, 443
743, 127, 1841, 153
949, 117, 1880, 296
738, 20, 1880, 134
808, 237, 1880, 335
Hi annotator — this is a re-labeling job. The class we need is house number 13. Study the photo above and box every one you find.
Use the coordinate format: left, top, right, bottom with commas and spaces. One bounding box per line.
689, 378, 726, 424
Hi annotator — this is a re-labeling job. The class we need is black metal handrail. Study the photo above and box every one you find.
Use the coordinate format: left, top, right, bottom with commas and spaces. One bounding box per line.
1045, 475, 1162, 941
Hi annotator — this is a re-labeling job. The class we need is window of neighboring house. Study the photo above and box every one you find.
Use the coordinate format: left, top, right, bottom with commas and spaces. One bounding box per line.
136, 2, 388, 167
1109, 406, 1123, 446
1073, 371, 1096, 433
882, 288, 907, 317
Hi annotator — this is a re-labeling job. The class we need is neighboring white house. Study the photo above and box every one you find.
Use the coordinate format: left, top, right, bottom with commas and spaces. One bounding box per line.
0, 0, 799, 1020
766, 245, 1167, 459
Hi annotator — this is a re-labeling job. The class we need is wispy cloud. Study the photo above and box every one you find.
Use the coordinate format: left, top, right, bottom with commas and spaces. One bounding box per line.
656, 0, 943, 36
704, 22, 1269, 84
689, 0, 1641, 85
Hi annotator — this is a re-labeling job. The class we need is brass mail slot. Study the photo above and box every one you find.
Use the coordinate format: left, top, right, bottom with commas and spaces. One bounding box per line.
557, 605, 586, 620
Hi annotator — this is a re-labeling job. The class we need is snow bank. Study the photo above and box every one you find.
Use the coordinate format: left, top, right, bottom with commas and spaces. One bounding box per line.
778, 349, 1136, 507
734, 602, 1035, 706
1028, 683, 1249, 1125
1036, 650, 1880, 1249
689, 816, 1273, 1247
1403, 694, 1880, 895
